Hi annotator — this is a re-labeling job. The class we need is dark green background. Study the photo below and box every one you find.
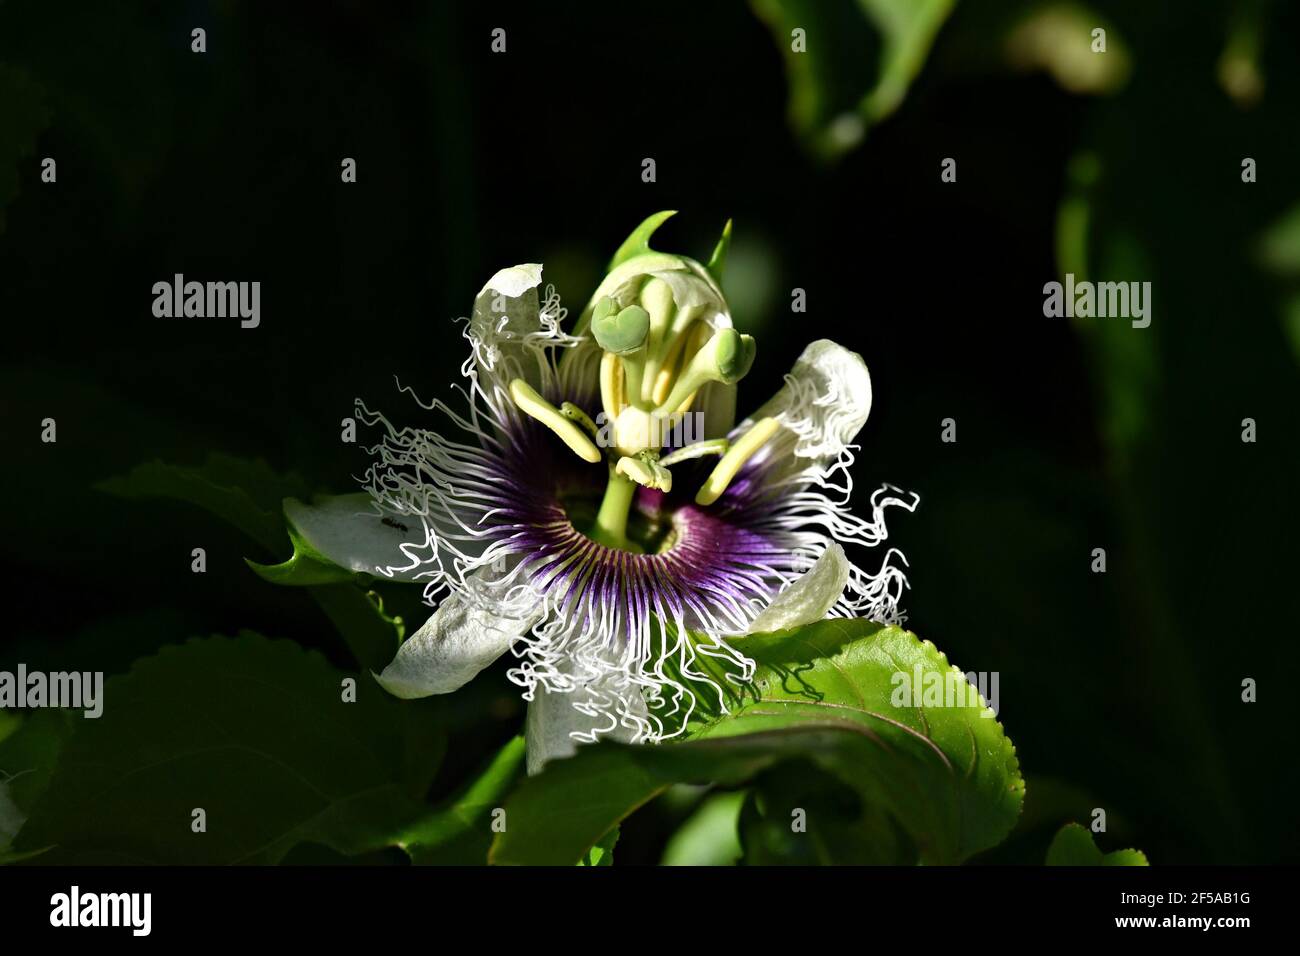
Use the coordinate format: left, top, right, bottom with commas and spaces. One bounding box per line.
2, 0, 1296, 864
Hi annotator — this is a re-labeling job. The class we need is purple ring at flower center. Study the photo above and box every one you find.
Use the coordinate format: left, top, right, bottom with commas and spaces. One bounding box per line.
480, 411, 792, 633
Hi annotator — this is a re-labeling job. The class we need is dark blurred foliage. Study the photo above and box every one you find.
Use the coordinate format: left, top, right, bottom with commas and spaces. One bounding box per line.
1, 0, 1296, 864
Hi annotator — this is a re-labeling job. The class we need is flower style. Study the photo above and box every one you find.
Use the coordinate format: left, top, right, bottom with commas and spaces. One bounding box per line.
274, 213, 916, 772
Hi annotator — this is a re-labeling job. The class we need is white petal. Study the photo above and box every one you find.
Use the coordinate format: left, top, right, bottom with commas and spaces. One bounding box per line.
375, 586, 542, 698
747, 339, 872, 462
746, 542, 850, 633
725, 340, 873, 492
648, 262, 726, 313
470, 263, 547, 390
479, 263, 542, 299
472, 263, 543, 336
525, 671, 646, 775
284, 494, 429, 582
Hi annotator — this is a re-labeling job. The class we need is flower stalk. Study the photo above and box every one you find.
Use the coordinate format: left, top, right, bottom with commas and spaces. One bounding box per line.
592, 468, 641, 552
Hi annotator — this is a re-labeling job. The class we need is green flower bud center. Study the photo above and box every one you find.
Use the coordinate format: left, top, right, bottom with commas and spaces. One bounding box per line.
580, 250, 774, 551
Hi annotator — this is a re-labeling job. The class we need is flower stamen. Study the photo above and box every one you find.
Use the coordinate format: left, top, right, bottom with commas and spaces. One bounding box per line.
599, 352, 624, 424
508, 377, 602, 463
654, 327, 756, 416
638, 277, 676, 403
659, 437, 729, 468
695, 416, 780, 505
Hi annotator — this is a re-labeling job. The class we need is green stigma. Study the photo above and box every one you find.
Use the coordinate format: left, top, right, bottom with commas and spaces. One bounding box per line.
591, 299, 651, 355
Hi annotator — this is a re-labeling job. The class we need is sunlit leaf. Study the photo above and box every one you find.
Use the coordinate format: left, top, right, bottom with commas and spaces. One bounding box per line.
490, 621, 1023, 865
396, 736, 524, 865
1046, 822, 1148, 866
661, 790, 745, 866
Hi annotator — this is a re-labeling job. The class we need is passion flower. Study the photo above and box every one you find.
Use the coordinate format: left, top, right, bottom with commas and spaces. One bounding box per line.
277, 213, 916, 772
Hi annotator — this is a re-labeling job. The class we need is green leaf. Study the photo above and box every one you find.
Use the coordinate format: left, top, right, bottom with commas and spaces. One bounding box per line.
11, 634, 439, 864
579, 826, 619, 867
738, 762, 912, 865
490, 621, 1023, 865
247, 517, 363, 586
0, 710, 76, 863
1046, 823, 1149, 866
396, 736, 525, 865
854, 0, 957, 123
661, 790, 745, 866
749, 0, 955, 158
97, 454, 310, 555
98, 458, 401, 671
0, 711, 74, 823
1053, 126, 1280, 858
310, 584, 403, 674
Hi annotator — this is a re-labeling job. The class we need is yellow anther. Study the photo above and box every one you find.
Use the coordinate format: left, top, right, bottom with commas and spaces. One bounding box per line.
687, 319, 712, 354
639, 278, 676, 395
695, 417, 781, 506
509, 378, 601, 463
651, 365, 674, 406
650, 319, 696, 405
599, 352, 625, 423
655, 326, 753, 417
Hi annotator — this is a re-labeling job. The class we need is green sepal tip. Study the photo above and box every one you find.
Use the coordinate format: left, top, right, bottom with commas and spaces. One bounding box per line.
608, 210, 677, 271
705, 218, 733, 282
